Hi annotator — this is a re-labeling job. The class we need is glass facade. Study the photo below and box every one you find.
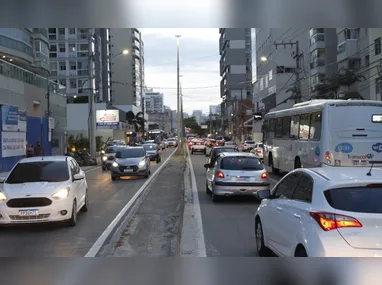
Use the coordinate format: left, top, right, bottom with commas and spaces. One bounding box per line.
0, 28, 33, 56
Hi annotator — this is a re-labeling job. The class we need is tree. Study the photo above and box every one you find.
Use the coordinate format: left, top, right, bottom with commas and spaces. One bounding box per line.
183, 116, 203, 135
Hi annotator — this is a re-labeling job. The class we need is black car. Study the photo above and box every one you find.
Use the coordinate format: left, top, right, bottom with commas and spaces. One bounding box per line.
143, 143, 161, 163
206, 146, 240, 165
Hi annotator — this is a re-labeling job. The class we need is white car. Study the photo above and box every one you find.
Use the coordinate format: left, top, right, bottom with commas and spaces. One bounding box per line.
254, 165, 382, 257
242, 140, 256, 152
191, 139, 206, 155
0, 156, 88, 226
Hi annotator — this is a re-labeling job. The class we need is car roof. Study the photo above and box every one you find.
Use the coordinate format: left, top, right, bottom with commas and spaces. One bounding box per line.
19, 156, 68, 163
302, 165, 382, 182
218, 152, 255, 158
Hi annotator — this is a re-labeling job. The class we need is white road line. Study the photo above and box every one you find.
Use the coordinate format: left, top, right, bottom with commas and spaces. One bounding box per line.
84, 166, 101, 173
186, 148, 207, 257
84, 148, 178, 257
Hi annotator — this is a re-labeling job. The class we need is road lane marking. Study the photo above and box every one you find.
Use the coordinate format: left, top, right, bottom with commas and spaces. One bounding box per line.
185, 148, 207, 257
84, 148, 177, 257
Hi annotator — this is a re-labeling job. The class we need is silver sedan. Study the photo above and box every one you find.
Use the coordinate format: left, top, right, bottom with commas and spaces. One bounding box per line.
204, 152, 270, 202
110, 147, 151, 180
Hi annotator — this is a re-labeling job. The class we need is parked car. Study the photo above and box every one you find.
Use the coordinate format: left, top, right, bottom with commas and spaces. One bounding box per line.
191, 139, 206, 155
0, 156, 88, 226
242, 140, 256, 152
254, 165, 382, 257
110, 147, 151, 180
143, 143, 161, 163
102, 145, 126, 171
204, 152, 270, 202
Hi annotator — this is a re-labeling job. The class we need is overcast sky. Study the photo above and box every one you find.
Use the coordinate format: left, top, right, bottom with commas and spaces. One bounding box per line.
140, 28, 221, 115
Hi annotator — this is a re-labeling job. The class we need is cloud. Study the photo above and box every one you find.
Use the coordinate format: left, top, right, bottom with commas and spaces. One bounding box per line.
141, 29, 221, 114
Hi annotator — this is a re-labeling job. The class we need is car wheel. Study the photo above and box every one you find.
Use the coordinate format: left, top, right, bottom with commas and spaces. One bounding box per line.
191, 150, 194, 154
80, 190, 89, 212
67, 200, 77, 227
111, 174, 117, 181
255, 219, 272, 256
144, 169, 149, 178
211, 186, 220, 202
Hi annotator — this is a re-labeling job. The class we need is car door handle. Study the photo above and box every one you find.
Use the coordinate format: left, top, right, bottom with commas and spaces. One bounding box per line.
276, 207, 282, 212
294, 213, 301, 219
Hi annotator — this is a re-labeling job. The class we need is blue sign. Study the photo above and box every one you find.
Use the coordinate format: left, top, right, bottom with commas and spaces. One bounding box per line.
1, 105, 19, 131
131, 132, 137, 138
315, 146, 320, 156
372, 143, 382, 153
335, 143, 353, 153
96, 122, 119, 126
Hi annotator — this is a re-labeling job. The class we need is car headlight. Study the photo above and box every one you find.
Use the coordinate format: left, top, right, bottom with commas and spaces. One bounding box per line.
112, 161, 119, 167
52, 188, 70, 200
102, 156, 107, 161
138, 160, 146, 167
0, 192, 7, 202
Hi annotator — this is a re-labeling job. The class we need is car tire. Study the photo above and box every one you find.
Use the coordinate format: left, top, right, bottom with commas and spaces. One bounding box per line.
111, 174, 117, 181
67, 200, 77, 227
145, 168, 149, 178
80, 190, 89, 212
203, 149, 206, 155
255, 219, 272, 256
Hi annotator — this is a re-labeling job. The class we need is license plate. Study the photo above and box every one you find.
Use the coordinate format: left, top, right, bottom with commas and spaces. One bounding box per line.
124, 169, 133, 173
236, 177, 250, 182
19, 209, 39, 216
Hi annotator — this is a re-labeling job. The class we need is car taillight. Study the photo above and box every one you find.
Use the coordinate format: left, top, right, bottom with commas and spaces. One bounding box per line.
215, 171, 225, 178
310, 212, 362, 231
256, 149, 261, 153
198, 142, 201, 145
244, 144, 247, 146
261, 172, 269, 179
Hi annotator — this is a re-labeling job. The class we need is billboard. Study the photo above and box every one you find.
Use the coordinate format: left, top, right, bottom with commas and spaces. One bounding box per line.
96, 110, 119, 126
2, 105, 19, 131
2, 131, 26, 157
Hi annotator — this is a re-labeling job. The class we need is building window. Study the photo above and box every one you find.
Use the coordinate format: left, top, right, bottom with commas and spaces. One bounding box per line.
68, 43, 76, 52
59, 79, 66, 86
269, 70, 273, 81
59, 43, 65, 53
375, 38, 381, 55
365, 55, 370, 66
59, 62, 66, 71
70, 79, 77, 89
58, 28, 65, 35
50, 44, 57, 52
69, 28, 75, 34
48, 28, 56, 34
50, 61, 57, 71
70, 61, 76, 70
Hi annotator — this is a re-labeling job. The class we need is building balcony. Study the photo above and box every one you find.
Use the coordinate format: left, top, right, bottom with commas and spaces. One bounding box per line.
310, 58, 326, 75
337, 39, 359, 62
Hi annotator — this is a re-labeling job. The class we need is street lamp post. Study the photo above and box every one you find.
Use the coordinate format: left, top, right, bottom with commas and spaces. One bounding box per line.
175, 34, 182, 154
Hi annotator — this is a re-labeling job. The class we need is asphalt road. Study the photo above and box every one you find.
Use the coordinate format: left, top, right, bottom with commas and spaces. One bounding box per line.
189, 151, 283, 257
0, 148, 175, 257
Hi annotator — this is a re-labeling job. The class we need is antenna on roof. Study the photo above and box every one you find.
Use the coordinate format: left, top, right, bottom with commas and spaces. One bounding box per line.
367, 161, 382, 176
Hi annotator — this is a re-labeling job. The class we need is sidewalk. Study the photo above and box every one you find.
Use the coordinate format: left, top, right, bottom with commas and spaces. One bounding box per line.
112, 153, 187, 257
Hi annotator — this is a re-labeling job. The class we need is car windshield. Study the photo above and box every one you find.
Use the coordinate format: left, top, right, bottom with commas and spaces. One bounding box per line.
116, 148, 145, 158
212, 148, 239, 157
258, 144, 264, 148
6, 161, 69, 184
324, 186, 382, 214
225, 142, 235, 145
143, 144, 157, 150
220, 157, 263, 171
106, 147, 118, 153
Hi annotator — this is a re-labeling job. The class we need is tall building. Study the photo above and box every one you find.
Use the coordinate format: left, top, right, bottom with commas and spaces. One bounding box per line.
209, 105, 221, 115
253, 28, 310, 114
369, 29, 382, 101
219, 28, 252, 134
192, 110, 203, 125
110, 28, 145, 110
309, 28, 338, 97
0, 28, 67, 168
145, 88, 164, 112
336, 28, 370, 100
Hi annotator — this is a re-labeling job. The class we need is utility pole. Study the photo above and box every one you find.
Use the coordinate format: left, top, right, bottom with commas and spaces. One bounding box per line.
274, 40, 302, 103
240, 88, 245, 141
234, 96, 238, 142
175, 35, 182, 153
88, 30, 97, 159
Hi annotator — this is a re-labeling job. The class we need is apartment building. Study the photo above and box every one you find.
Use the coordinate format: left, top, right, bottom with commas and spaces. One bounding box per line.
192, 110, 203, 125
309, 28, 338, 97
110, 28, 145, 110
336, 28, 370, 99
145, 88, 164, 112
0, 28, 67, 169
367, 29, 382, 101
219, 28, 252, 134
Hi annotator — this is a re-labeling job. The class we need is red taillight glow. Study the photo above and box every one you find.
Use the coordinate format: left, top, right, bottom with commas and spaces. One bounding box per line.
310, 212, 362, 231
256, 149, 261, 153
215, 171, 225, 178
261, 172, 269, 179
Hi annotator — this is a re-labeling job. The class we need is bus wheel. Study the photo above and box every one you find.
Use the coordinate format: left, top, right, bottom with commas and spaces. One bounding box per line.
294, 157, 301, 169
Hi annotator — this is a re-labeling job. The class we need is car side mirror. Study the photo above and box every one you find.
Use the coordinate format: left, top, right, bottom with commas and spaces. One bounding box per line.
203, 163, 210, 168
73, 173, 85, 181
256, 189, 271, 200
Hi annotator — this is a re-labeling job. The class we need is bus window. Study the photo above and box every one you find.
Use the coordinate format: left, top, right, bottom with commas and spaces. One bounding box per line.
309, 111, 322, 140
269, 119, 275, 139
282, 116, 291, 138
275, 117, 283, 138
299, 113, 310, 140
290, 115, 300, 139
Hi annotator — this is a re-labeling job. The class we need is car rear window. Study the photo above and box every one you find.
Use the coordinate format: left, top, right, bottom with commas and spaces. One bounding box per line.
245, 141, 255, 144
324, 187, 382, 213
213, 148, 239, 157
220, 157, 263, 171
258, 144, 264, 148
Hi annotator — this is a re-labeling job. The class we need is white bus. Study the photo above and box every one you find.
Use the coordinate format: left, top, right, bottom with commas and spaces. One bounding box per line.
261, 99, 382, 174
